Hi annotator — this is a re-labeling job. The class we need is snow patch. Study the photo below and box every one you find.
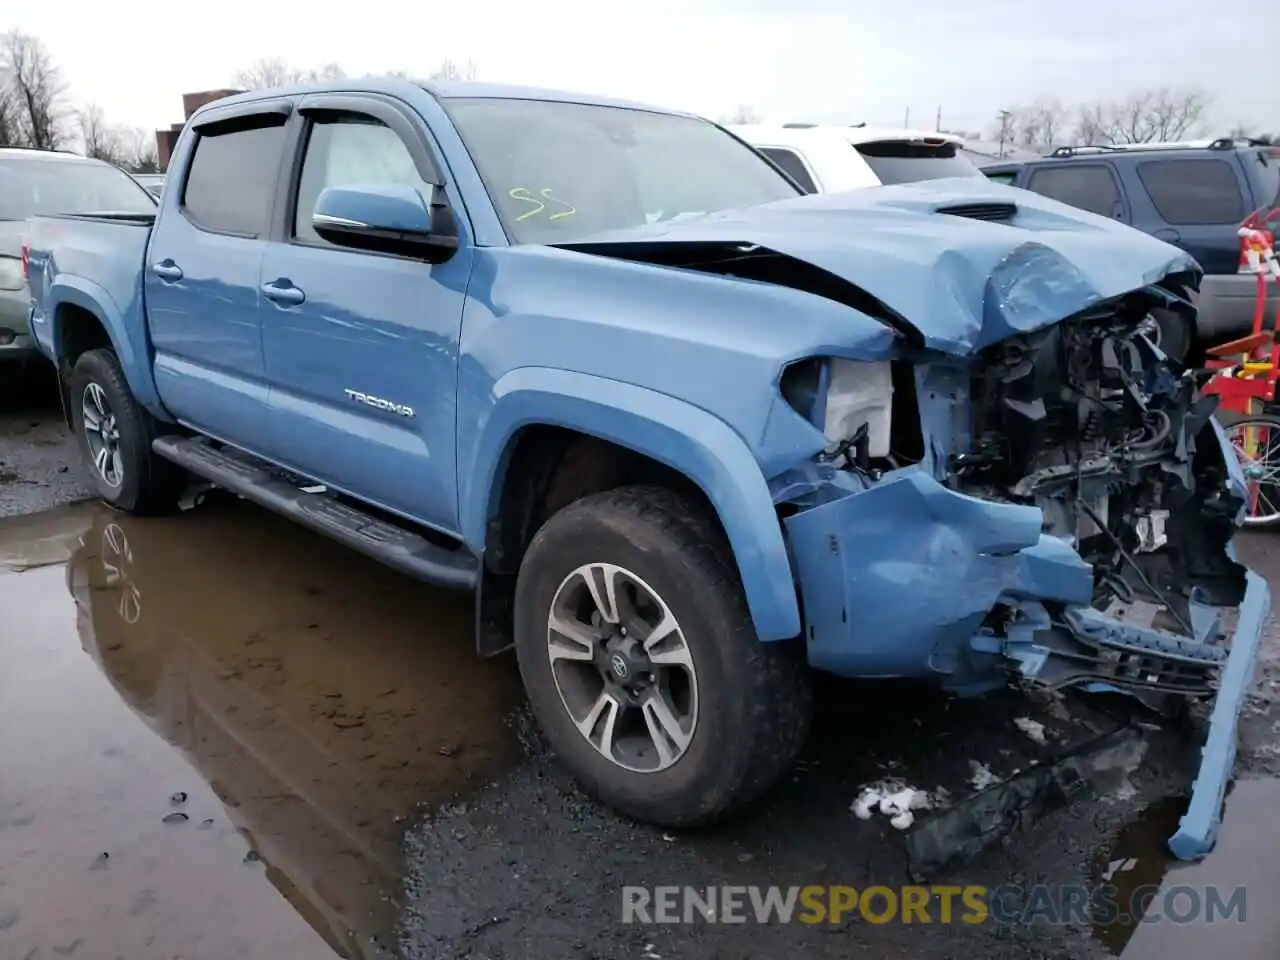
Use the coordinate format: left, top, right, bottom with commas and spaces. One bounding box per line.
1014, 716, 1047, 744
968, 761, 999, 792
850, 780, 943, 830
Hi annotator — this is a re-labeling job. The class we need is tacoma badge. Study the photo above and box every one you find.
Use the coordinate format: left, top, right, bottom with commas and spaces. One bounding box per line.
344, 389, 414, 418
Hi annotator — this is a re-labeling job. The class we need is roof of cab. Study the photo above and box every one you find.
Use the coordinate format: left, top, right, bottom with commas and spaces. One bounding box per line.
190, 76, 693, 119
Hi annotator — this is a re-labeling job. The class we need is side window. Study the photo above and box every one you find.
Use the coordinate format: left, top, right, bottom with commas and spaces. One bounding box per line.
758, 147, 818, 193
182, 116, 288, 236
1025, 164, 1121, 218
1136, 158, 1245, 225
293, 115, 431, 244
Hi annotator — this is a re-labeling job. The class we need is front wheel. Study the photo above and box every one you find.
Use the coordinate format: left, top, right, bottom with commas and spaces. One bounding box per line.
513, 485, 812, 827
69, 348, 183, 514
1217, 411, 1280, 528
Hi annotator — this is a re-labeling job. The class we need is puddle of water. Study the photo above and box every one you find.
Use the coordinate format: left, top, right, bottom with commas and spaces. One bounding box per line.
0, 499, 524, 959
1089, 794, 1187, 954
0, 500, 98, 572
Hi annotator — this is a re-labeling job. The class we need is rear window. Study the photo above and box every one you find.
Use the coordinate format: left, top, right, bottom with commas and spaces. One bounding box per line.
853, 140, 983, 185
1136, 158, 1245, 225
1248, 149, 1280, 210
757, 146, 818, 193
1025, 164, 1121, 218
182, 116, 288, 236
0, 156, 156, 220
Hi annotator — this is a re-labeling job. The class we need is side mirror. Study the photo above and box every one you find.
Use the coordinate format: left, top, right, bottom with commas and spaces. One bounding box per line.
312, 183, 458, 262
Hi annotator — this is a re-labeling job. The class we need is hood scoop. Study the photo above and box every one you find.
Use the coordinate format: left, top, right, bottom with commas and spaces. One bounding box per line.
937, 202, 1016, 223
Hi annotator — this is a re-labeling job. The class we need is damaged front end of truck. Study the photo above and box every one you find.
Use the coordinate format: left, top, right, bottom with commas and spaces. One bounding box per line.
558, 183, 1270, 860
768, 264, 1267, 864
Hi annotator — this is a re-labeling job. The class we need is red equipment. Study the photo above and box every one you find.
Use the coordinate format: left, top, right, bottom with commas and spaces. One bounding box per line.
1202, 207, 1280, 415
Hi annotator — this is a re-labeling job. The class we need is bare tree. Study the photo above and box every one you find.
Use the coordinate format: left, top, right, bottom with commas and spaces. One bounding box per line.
1066, 88, 1211, 145
1011, 99, 1065, 150
0, 30, 67, 149
720, 104, 761, 125
0, 68, 20, 147
427, 58, 478, 81
76, 102, 124, 162
118, 126, 159, 173
1073, 101, 1111, 145
232, 57, 346, 89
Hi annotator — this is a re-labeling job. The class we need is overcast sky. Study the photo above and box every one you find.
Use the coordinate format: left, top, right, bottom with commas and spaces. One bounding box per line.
8, 0, 1279, 136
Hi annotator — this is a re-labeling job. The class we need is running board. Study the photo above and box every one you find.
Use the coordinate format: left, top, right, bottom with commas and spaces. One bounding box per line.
153, 436, 478, 591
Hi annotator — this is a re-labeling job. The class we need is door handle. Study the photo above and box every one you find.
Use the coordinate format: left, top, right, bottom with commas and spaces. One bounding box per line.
1153, 228, 1181, 243
151, 260, 183, 281
261, 279, 305, 306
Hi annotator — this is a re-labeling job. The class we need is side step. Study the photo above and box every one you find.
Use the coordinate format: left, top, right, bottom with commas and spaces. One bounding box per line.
153, 436, 478, 591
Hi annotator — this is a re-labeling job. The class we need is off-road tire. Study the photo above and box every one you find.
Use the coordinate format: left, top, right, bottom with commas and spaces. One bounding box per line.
69, 348, 183, 514
513, 484, 812, 827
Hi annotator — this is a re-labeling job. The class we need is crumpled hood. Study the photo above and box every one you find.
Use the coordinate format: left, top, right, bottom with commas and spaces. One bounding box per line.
555, 178, 1200, 355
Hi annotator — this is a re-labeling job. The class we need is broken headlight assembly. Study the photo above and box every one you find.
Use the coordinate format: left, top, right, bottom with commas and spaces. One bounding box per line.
779, 357, 898, 469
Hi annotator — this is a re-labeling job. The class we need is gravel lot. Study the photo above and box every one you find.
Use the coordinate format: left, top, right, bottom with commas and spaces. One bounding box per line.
1, 368, 1277, 960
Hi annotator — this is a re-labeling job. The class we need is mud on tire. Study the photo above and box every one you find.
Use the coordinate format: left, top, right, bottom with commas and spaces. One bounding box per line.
69, 348, 184, 514
513, 484, 812, 827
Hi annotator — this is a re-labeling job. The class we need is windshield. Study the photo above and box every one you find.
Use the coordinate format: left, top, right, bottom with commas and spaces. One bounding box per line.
854, 140, 984, 185
0, 157, 157, 220
443, 97, 801, 244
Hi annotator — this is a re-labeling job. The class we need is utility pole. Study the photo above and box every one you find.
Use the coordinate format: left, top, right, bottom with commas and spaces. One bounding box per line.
996, 109, 1013, 159
903, 106, 910, 128
936, 104, 942, 132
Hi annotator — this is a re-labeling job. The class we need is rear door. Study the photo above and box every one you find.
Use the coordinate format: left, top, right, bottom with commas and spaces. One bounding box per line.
145, 101, 292, 452
1023, 162, 1129, 222
1128, 156, 1247, 274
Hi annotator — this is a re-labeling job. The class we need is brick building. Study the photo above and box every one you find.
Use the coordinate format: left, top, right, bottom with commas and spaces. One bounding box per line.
155, 88, 244, 171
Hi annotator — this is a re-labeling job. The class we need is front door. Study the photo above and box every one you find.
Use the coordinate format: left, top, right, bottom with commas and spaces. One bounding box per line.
145, 104, 291, 452
259, 97, 473, 534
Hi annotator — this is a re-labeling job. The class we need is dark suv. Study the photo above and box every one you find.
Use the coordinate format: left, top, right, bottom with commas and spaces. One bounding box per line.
982, 139, 1280, 361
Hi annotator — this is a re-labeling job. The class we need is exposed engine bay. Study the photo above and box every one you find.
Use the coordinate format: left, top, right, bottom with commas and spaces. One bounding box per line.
945, 293, 1246, 629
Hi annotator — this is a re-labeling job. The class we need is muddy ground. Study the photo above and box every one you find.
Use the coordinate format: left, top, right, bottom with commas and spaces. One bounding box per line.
1, 368, 1278, 960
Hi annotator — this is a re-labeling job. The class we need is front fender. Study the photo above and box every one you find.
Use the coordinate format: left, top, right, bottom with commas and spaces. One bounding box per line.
48, 276, 165, 416
460, 366, 801, 641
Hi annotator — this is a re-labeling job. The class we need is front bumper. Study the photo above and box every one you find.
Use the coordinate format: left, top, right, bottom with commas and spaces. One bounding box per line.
782, 450, 1268, 861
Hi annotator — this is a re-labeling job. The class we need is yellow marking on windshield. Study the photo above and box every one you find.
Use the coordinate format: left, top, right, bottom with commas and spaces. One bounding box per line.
508, 187, 546, 221
541, 188, 577, 220
509, 187, 577, 221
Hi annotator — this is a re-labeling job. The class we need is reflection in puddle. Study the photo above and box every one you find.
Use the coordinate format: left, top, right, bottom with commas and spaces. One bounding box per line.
1089, 794, 1187, 955
0, 500, 523, 959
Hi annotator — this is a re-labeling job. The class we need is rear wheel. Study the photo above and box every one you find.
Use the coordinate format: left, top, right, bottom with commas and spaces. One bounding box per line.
1217, 411, 1280, 528
69, 348, 183, 514
513, 485, 812, 827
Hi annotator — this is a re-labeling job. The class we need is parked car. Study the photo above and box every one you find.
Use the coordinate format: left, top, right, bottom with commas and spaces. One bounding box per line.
980, 139, 1280, 361
0, 147, 156, 367
24, 78, 1265, 859
729, 123, 986, 193
131, 173, 165, 199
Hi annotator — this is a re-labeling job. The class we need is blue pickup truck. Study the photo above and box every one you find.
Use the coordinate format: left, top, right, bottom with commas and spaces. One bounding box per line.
22, 78, 1268, 857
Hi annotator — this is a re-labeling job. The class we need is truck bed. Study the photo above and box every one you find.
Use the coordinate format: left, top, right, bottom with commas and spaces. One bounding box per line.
26, 213, 155, 381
